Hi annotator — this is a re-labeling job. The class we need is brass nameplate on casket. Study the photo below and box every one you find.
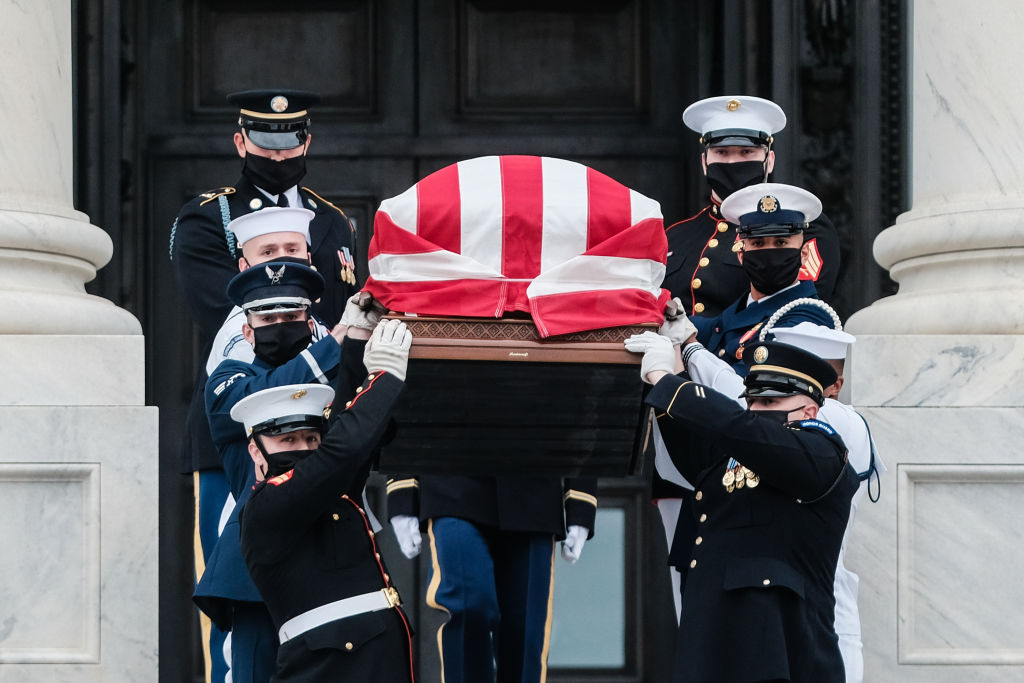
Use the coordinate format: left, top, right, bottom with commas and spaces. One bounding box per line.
375, 316, 655, 477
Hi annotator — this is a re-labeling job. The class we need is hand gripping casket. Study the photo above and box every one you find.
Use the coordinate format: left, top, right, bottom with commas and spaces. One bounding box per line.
363, 155, 669, 476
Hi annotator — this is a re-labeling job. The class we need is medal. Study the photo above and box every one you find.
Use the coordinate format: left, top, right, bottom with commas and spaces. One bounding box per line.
747, 474, 760, 488
722, 469, 736, 486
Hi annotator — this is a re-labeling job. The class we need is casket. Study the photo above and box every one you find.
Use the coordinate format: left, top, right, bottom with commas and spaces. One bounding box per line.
365, 155, 668, 477
374, 316, 656, 476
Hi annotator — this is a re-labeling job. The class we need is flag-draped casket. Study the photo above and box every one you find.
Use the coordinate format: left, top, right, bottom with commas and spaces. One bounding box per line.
364, 156, 669, 476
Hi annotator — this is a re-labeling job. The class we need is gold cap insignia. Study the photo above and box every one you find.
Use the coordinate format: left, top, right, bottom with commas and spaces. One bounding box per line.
753, 346, 769, 364
291, 389, 308, 400
758, 195, 778, 213
322, 406, 332, 420
727, 99, 741, 111
271, 95, 289, 113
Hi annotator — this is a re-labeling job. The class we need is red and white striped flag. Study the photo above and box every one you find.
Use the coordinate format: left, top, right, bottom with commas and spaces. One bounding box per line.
364, 155, 669, 337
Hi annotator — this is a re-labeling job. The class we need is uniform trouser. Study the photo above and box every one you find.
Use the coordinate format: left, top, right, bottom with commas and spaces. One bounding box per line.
426, 517, 556, 683
230, 603, 279, 683
195, 469, 232, 683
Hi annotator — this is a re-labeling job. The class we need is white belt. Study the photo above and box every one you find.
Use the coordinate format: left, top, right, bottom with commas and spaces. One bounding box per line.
278, 587, 401, 643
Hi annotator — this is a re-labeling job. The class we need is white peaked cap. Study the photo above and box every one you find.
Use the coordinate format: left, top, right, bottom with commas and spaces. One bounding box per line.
771, 322, 855, 360
682, 95, 787, 140
230, 383, 335, 436
228, 206, 314, 247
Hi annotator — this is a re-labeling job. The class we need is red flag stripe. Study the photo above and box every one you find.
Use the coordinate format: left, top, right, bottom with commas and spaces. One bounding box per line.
416, 163, 461, 253
500, 155, 544, 279
586, 167, 631, 249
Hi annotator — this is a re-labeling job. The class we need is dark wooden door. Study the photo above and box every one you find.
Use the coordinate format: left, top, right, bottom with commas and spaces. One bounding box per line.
129, 1, 691, 680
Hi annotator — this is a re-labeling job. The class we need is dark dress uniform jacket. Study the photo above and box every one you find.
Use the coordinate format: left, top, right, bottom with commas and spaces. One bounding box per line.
647, 374, 857, 683
169, 176, 357, 473
662, 203, 839, 318
240, 369, 413, 682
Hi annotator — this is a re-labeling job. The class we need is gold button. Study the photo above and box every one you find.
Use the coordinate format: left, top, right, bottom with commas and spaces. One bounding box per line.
356, 386, 363, 393
699, 513, 707, 522
345, 401, 352, 408
689, 559, 697, 568
345, 641, 354, 651
695, 491, 703, 501
384, 573, 390, 581
695, 536, 703, 545
732, 241, 743, 253
375, 552, 381, 559
708, 239, 719, 248
367, 373, 376, 380
694, 303, 705, 314
692, 278, 702, 289
699, 257, 710, 267
718, 349, 726, 357
717, 221, 728, 233
763, 579, 771, 586
342, 494, 350, 500
368, 530, 375, 538
332, 513, 340, 521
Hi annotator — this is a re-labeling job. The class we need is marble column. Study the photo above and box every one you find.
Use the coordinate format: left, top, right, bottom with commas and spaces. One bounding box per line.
845, 0, 1024, 680
0, 2, 158, 681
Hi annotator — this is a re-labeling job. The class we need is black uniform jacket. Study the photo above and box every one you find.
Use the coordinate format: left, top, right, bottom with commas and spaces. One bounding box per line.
239, 367, 413, 682
647, 374, 857, 683
386, 475, 598, 541
662, 202, 840, 318
170, 176, 357, 472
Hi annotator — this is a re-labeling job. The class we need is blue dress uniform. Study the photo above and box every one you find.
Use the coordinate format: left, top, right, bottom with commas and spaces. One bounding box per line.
386, 475, 597, 683
646, 343, 858, 682
238, 374, 414, 681
194, 262, 343, 681
168, 88, 355, 681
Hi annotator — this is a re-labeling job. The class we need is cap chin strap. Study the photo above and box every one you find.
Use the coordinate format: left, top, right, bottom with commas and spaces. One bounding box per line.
253, 433, 272, 479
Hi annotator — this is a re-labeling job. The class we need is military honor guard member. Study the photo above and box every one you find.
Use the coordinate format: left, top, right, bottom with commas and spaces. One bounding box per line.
693, 182, 837, 373
386, 472, 597, 683
236, 319, 415, 682
168, 89, 356, 680
196, 261, 382, 681
663, 95, 840, 317
626, 332, 858, 682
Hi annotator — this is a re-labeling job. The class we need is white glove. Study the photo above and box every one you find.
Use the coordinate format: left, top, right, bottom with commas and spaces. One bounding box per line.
390, 515, 422, 559
339, 292, 386, 332
561, 525, 589, 564
363, 319, 413, 381
659, 297, 698, 345
624, 331, 677, 383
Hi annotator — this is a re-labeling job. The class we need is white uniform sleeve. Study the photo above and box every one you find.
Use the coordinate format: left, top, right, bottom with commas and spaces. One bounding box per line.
684, 345, 746, 407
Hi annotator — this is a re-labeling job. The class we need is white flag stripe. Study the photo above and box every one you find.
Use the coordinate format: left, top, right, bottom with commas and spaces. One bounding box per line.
457, 156, 504, 273
369, 251, 504, 283
378, 183, 419, 235
629, 188, 663, 225
527, 255, 666, 298
540, 157, 589, 272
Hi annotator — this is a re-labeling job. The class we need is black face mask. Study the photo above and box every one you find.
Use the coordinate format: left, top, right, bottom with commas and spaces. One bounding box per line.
252, 320, 312, 366
705, 160, 767, 200
751, 408, 794, 424
264, 448, 314, 479
741, 247, 802, 295
242, 152, 307, 195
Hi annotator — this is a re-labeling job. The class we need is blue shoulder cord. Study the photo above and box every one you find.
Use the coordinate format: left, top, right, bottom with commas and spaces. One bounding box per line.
219, 195, 236, 258
857, 413, 881, 503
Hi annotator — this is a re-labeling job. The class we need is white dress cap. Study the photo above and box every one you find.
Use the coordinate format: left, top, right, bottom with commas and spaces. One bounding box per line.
720, 182, 822, 226
770, 322, 856, 360
682, 95, 787, 143
230, 383, 335, 435
228, 206, 314, 247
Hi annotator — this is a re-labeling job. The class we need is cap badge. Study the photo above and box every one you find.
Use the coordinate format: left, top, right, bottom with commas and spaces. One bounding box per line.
270, 95, 289, 113
758, 195, 779, 213
322, 405, 332, 420
291, 389, 307, 400
265, 264, 286, 284
753, 346, 769, 364
727, 98, 741, 111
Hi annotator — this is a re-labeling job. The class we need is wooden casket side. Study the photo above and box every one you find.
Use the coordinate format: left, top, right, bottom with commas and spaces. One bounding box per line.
375, 317, 655, 477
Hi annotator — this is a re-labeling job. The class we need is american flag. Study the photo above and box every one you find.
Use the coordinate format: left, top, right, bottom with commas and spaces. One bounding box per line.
363, 155, 670, 337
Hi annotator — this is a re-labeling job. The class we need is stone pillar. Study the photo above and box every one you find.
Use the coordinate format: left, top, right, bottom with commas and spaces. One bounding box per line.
0, 2, 158, 681
845, 1, 1024, 680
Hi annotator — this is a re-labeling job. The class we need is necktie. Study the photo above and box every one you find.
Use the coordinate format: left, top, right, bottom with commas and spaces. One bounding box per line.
277, 193, 289, 207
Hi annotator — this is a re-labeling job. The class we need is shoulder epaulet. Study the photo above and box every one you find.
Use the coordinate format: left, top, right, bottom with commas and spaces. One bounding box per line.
301, 187, 351, 224
267, 470, 294, 487
198, 186, 235, 206
794, 419, 836, 436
